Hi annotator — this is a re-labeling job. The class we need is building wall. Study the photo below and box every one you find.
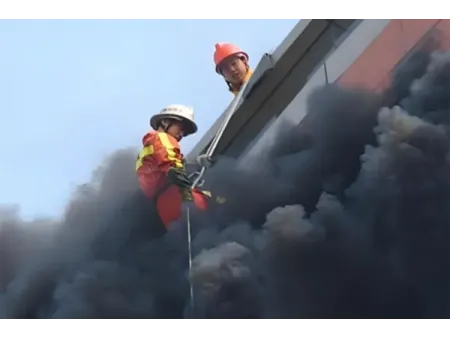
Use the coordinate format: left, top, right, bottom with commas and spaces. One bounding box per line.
238, 20, 390, 160
337, 20, 450, 92
239, 20, 450, 162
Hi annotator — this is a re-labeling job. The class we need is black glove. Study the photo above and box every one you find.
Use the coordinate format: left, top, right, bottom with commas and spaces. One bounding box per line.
167, 167, 192, 189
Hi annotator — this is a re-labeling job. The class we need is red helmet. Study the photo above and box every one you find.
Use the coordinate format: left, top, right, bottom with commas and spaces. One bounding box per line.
213, 43, 249, 73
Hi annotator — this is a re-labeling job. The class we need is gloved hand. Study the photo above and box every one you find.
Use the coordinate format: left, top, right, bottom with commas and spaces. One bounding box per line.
167, 167, 192, 188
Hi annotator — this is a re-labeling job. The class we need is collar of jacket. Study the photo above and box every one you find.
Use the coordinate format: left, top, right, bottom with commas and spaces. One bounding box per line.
229, 68, 253, 96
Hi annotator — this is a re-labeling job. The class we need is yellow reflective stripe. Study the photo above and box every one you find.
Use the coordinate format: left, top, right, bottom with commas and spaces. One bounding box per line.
157, 132, 184, 169
135, 145, 154, 171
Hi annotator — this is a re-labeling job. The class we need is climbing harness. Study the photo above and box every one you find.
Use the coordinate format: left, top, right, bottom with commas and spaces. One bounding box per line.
185, 81, 250, 315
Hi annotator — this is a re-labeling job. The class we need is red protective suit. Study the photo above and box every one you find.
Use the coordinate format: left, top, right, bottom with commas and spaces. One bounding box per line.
136, 131, 208, 229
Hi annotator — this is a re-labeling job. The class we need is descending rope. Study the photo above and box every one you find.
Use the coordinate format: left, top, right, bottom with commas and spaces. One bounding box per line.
185, 81, 250, 316
186, 206, 195, 313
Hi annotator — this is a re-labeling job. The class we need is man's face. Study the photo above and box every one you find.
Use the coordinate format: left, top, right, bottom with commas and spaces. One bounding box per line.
219, 55, 248, 84
167, 120, 185, 142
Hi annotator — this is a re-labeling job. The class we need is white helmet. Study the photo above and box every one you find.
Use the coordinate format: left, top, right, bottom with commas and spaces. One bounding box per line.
150, 104, 198, 136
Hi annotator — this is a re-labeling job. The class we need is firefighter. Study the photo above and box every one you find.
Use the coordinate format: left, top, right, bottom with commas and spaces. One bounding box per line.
135, 104, 210, 230
214, 42, 253, 96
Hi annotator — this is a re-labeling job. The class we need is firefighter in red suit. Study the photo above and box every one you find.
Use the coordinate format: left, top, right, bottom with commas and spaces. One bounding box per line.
135, 104, 209, 230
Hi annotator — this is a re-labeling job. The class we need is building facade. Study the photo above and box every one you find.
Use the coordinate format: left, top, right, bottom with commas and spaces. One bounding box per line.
187, 19, 450, 164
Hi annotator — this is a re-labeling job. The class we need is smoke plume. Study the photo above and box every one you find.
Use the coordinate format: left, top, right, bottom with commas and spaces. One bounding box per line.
0, 49, 449, 319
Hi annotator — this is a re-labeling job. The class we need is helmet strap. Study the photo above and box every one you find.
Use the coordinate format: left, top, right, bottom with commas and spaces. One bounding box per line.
159, 119, 173, 133
226, 80, 234, 92
159, 118, 188, 135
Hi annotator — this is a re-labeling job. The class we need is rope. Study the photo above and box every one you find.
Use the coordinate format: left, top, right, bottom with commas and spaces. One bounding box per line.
186, 206, 195, 314
185, 80, 251, 316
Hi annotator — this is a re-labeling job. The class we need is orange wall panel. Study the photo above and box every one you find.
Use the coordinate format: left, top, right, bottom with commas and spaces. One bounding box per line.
336, 19, 445, 91
337, 20, 406, 89
399, 19, 438, 49
434, 20, 450, 49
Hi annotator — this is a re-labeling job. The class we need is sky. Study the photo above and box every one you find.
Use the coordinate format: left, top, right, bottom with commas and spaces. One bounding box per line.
0, 19, 299, 221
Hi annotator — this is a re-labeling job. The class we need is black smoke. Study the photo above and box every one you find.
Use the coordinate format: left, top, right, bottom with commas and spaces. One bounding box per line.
0, 49, 449, 319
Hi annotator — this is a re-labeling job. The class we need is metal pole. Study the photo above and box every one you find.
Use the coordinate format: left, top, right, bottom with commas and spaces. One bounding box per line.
191, 81, 249, 189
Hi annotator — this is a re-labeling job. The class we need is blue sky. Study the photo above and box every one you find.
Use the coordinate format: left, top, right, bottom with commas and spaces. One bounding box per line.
0, 19, 299, 220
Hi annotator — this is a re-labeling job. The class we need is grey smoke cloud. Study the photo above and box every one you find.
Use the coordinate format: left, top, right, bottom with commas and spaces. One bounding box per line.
1, 49, 449, 319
